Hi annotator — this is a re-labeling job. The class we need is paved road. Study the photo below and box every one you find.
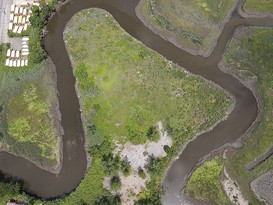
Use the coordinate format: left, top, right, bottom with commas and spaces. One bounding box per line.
0, 0, 12, 44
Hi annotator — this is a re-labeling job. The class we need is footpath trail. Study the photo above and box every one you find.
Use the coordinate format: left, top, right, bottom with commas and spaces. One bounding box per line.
0, 0, 272, 203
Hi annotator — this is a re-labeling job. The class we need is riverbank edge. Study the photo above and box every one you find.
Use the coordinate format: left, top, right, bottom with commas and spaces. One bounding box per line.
219, 26, 272, 204
135, 0, 238, 57
238, 0, 273, 18
180, 26, 263, 204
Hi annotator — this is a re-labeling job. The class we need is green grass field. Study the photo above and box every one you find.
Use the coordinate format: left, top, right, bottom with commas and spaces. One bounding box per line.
63, 8, 231, 203
187, 157, 229, 205
140, 0, 235, 55
244, 0, 273, 13
0, 44, 60, 169
220, 27, 273, 204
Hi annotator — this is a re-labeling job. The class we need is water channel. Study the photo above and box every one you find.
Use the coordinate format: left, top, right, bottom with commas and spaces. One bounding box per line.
0, 0, 273, 204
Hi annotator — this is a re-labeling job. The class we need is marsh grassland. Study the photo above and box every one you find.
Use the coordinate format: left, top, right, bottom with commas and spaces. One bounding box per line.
222, 27, 273, 204
0, 44, 61, 172
139, 0, 235, 56
243, 0, 273, 14
187, 26, 273, 205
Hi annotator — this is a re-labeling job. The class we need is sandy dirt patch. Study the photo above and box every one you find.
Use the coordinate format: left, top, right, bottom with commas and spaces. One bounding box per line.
222, 167, 248, 205
106, 121, 172, 204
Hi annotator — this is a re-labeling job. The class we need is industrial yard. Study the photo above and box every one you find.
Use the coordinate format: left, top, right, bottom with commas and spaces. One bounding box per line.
0, 0, 39, 67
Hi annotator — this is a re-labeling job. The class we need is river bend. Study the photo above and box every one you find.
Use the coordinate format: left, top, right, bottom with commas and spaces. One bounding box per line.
0, 0, 272, 203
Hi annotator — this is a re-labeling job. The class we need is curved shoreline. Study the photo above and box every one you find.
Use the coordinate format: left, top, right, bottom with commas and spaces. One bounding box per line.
135, 0, 239, 57
0, 0, 272, 203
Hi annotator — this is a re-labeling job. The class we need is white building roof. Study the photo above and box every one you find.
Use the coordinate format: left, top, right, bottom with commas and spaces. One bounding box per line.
16, 60, 21, 67
10, 13, 14, 21
9, 60, 13, 67
15, 50, 20, 58
21, 60, 25, 66
6, 49, 11, 57
8, 22, 13, 30
22, 52, 29, 56
11, 50, 15, 58
10, 5, 15, 13
17, 26, 23, 34
13, 16, 18, 24
23, 8, 27, 16
14, 7, 19, 15
23, 24, 28, 31
22, 36, 29, 41
19, 7, 23, 15
5, 59, 10, 66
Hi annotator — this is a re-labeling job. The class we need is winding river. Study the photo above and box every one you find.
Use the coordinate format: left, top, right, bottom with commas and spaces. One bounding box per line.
0, 0, 273, 203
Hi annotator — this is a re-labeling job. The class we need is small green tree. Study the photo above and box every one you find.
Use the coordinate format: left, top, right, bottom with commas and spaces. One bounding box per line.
94, 195, 121, 205
138, 167, 146, 179
121, 158, 131, 176
110, 176, 121, 191
146, 125, 159, 141
101, 153, 120, 176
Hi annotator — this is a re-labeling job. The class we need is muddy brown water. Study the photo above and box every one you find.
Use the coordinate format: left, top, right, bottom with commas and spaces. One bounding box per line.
0, 0, 273, 203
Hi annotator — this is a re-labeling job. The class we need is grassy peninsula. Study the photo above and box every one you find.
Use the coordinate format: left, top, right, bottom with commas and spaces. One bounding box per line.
61, 8, 230, 204
138, 0, 235, 55
187, 157, 229, 205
